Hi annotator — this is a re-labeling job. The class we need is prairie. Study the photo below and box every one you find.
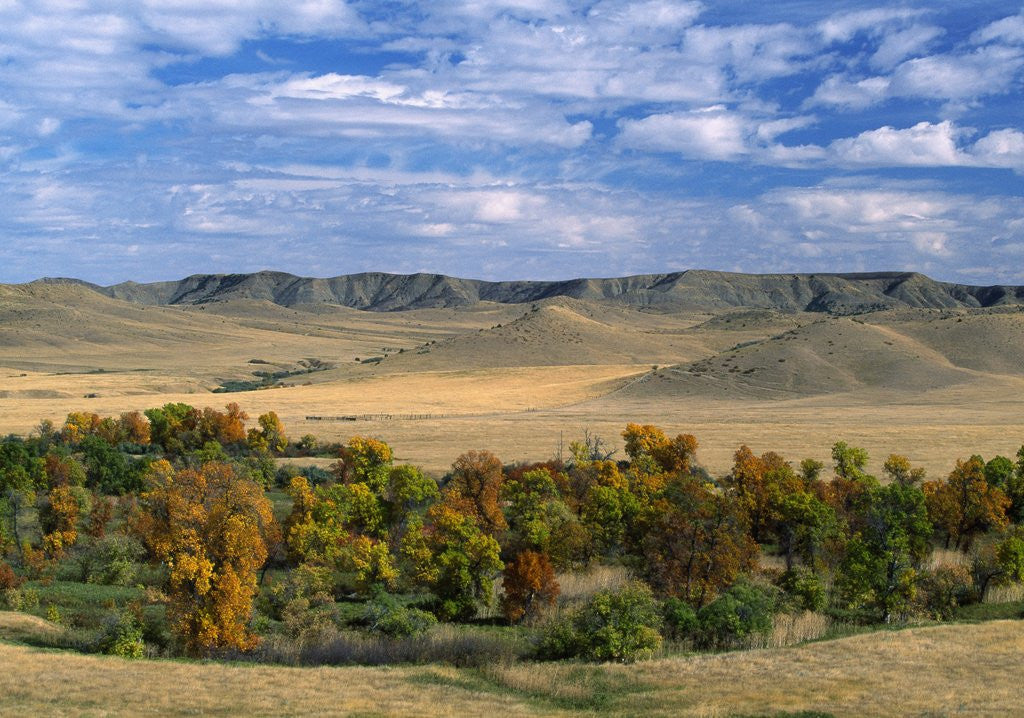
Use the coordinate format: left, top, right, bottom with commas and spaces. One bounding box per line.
0, 611, 1020, 716
2, 280, 1023, 476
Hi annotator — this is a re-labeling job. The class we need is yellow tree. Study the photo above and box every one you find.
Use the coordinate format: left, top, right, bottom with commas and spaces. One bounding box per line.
40, 485, 79, 558
135, 460, 276, 655
247, 411, 287, 454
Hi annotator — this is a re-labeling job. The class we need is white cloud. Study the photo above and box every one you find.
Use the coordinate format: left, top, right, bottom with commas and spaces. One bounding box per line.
970, 129, 1024, 170
809, 75, 890, 109
817, 8, 926, 44
617, 107, 749, 159
870, 24, 944, 69
972, 13, 1024, 45
829, 121, 966, 167
890, 45, 1024, 101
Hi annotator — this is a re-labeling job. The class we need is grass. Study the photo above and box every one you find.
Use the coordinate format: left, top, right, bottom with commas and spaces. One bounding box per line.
1, 617, 1021, 716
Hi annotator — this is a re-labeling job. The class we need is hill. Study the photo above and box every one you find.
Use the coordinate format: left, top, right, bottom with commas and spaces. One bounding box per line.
28, 269, 1024, 313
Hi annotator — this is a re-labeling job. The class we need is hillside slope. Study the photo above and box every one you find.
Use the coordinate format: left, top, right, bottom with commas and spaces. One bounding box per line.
25, 269, 1024, 313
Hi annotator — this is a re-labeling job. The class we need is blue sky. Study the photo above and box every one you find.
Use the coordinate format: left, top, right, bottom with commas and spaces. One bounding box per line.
1, 1, 1022, 285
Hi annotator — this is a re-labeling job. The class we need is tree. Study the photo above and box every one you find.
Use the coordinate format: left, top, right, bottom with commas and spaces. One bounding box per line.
0, 438, 45, 493
40, 485, 80, 558
414, 503, 503, 621
501, 467, 574, 555
777, 489, 837, 571
43, 448, 86, 488
722, 446, 801, 543
538, 581, 661, 662
500, 549, 559, 623
247, 411, 287, 454
61, 411, 101, 444
135, 460, 276, 656
384, 464, 439, 538
883, 454, 926, 486
621, 424, 698, 494
118, 411, 152, 445
79, 435, 144, 494
640, 475, 758, 607
924, 457, 1009, 550
333, 436, 393, 495
836, 482, 932, 622
444, 450, 507, 536
970, 528, 1024, 601
197, 404, 247, 446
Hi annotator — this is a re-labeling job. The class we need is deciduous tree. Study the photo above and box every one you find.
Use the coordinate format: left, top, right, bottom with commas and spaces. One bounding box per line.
135, 460, 276, 655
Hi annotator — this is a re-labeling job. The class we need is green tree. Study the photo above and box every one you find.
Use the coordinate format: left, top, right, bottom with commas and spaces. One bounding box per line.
836, 482, 932, 622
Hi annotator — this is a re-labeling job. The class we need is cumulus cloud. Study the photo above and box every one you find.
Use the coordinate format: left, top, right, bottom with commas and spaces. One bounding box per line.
829, 121, 966, 167
617, 107, 750, 159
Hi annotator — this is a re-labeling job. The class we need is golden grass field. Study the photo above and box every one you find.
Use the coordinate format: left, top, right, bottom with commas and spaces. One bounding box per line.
1, 610, 1021, 716
2, 283, 1024, 476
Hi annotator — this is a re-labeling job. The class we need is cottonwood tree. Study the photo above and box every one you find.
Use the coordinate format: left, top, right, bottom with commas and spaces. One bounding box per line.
135, 460, 276, 656
501, 549, 559, 623
836, 482, 932, 622
640, 474, 758, 607
444, 450, 507, 536
924, 457, 1009, 550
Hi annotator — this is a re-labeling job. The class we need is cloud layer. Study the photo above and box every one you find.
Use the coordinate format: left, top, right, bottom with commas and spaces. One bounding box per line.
0, 1, 1022, 284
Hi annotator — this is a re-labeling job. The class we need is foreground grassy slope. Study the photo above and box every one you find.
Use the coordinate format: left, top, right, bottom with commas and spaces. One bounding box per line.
1, 613, 1020, 716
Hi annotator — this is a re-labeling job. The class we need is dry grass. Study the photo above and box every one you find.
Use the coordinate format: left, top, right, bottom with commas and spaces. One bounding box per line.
2, 290, 1024, 476
744, 611, 832, 650
555, 565, 631, 605
985, 583, 1024, 604
1, 612, 1023, 715
928, 548, 971, 569
0, 611, 64, 644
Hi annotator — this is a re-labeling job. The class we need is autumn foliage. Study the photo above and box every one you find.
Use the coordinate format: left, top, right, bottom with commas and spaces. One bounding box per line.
135, 460, 277, 655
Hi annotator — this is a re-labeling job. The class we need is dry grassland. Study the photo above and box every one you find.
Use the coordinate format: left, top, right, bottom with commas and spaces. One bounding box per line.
1, 612, 1021, 716
2, 285, 1023, 476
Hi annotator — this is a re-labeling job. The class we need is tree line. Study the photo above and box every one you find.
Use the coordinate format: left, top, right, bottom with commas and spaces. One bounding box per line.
2, 404, 1024, 662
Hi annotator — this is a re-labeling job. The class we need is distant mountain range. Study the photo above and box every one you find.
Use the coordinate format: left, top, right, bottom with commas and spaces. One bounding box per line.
28, 270, 1024, 314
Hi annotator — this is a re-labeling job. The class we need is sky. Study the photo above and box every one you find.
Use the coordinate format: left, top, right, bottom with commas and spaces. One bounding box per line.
1, 1, 1023, 285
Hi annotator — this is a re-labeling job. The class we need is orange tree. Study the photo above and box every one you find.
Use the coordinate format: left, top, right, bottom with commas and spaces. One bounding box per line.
639, 474, 758, 607
924, 456, 1009, 550
135, 460, 277, 656
444, 450, 507, 536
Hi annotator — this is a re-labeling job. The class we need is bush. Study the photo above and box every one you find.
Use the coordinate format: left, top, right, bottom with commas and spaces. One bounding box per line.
662, 596, 698, 641
78, 535, 145, 586
96, 611, 145, 658
915, 565, 974, 620
696, 580, 778, 650
365, 591, 437, 638
0, 561, 23, 590
538, 580, 662, 662
779, 567, 827, 612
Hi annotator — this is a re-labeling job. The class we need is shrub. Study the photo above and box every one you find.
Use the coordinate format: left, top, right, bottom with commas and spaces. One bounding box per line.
696, 580, 777, 650
779, 567, 827, 612
0, 561, 23, 590
538, 581, 662, 662
364, 591, 437, 638
96, 611, 145, 658
915, 565, 974, 620
662, 596, 698, 641
79, 535, 145, 586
